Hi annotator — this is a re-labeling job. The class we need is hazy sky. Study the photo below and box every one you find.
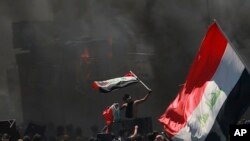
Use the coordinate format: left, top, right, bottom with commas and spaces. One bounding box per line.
1, 0, 250, 137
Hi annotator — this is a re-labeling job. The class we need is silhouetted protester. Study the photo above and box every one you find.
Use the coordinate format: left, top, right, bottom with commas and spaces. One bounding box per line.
75, 127, 83, 141
147, 131, 159, 141
23, 135, 31, 141
121, 90, 152, 119
45, 123, 56, 141
1, 133, 10, 141
56, 126, 65, 141
117, 128, 129, 141
25, 123, 45, 140
88, 137, 97, 141
0, 120, 21, 141
127, 125, 141, 141
17, 124, 26, 139
130, 135, 143, 141
65, 125, 73, 141
90, 125, 99, 138
237, 118, 246, 124
102, 103, 122, 134
245, 119, 250, 124
61, 134, 69, 141
110, 103, 121, 122
154, 134, 169, 141
116, 125, 143, 141
237, 118, 250, 125
32, 134, 42, 141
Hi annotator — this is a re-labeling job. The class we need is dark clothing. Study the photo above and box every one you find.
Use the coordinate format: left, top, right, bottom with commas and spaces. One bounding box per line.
125, 101, 134, 118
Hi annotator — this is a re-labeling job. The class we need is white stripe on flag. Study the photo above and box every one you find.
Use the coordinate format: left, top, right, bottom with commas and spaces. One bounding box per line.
212, 44, 245, 94
98, 77, 137, 87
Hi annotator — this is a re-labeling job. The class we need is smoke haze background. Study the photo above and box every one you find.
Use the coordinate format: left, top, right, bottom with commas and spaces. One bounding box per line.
0, 0, 250, 137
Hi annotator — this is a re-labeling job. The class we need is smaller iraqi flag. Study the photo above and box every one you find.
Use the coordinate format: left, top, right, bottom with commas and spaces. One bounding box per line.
103, 107, 113, 126
92, 72, 138, 93
103, 103, 121, 126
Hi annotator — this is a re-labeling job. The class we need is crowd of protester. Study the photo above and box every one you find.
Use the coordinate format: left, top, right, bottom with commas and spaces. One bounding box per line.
3, 117, 250, 141
0, 122, 170, 141
0, 90, 169, 141
0, 123, 88, 141
0, 91, 170, 141
99, 125, 170, 141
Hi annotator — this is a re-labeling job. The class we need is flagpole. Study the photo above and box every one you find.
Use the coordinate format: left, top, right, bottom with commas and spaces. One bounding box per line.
129, 71, 151, 91
214, 20, 250, 73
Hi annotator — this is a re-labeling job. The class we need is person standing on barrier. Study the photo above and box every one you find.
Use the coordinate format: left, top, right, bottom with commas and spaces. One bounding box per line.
121, 89, 152, 119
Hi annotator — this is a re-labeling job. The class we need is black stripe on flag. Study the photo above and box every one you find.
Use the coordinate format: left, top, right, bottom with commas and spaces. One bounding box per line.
206, 69, 250, 140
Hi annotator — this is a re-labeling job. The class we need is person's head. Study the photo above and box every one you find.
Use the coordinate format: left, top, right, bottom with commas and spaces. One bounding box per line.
62, 134, 70, 141
32, 133, 42, 141
57, 126, 65, 137
154, 135, 165, 141
123, 94, 132, 102
154, 134, 169, 141
88, 137, 97, 141
1, 133, 10, 141
147, 131, 159, 141
110, 132, 117, 140
113, 103, 119, 109
23, 135, 31, 141
133, 134, 143, 141
75, 126, 82, 136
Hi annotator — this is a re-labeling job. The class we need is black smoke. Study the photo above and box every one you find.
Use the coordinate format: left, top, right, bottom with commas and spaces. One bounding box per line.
0, 0, 250, 137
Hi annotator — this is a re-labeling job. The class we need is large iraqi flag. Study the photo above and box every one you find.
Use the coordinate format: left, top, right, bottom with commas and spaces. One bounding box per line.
159, 22, 250, 141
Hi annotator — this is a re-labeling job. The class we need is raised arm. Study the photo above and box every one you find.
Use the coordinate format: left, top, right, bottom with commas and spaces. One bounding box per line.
120, 103, 127, 110
134, 89, 152, 104
129, 125, 139, 139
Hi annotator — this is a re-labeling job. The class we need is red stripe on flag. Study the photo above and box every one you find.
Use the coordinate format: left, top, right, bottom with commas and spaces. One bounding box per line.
103, 107, 113, 126
159, 23, 228, 137
125, 72, 135, 77
92, 81, 99, 90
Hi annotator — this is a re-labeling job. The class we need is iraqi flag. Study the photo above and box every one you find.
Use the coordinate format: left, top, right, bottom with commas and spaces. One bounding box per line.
159, 22, 250, 141
103, 103, 121, 126
103, 107, 113, 126
92, 72, 138, 93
